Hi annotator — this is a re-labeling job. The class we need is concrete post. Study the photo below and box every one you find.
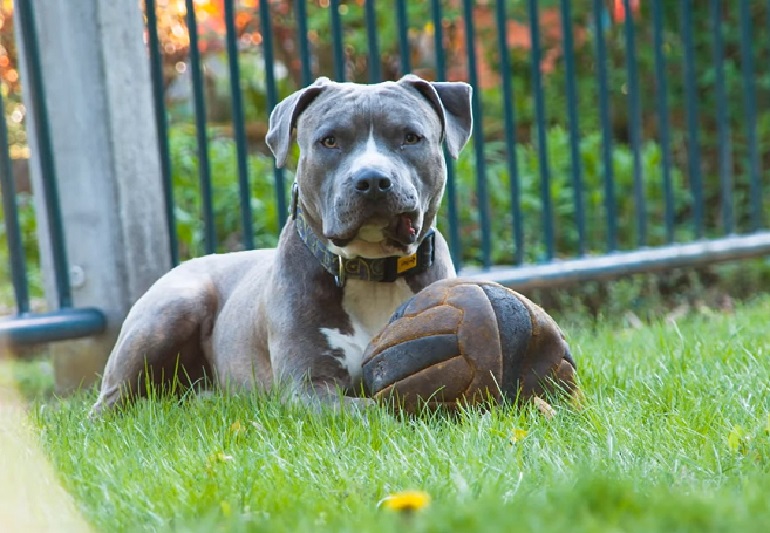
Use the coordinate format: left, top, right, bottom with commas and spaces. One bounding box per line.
16, 0, 171, 393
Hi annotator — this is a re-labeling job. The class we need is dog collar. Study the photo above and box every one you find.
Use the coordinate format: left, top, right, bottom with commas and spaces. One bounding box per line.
291, 183, 435, 287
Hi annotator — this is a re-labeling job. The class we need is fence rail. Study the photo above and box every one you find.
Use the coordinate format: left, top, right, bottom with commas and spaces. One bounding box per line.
2, 0, 770, 346
1, 1, 106, 346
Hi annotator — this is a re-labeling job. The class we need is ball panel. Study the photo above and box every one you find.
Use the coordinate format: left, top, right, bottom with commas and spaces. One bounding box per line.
554, 358, 576, 388
387, 297, 412, 325
449, 284, 503, 399
373, 355, 474, 411
562, 345, 577, 371
510, 287, 566, 343
480, 283, 533, 401
507, 288, 577, 399
365, 304, 462, 359
362, 333, 459, 396
395, 281, 452, 318
519, 337, 576, 399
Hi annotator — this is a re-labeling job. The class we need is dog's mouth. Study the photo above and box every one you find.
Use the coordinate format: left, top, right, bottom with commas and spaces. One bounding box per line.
328, 212, 419, 249
385, 212, 419, 245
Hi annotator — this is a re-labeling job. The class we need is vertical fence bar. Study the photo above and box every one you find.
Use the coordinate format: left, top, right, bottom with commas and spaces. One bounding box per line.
395, 0, 410, 75
295, 0, 313, 87
765, 0, 770, 67
560, 0, 585, 256
329, 0, 346, 81
145, 0, 179, 266
260, 0, 287, 227
184, 0, 216, 253
622, 0, 646, 247
365, 0, 380, 83
462, 0, 491, 269
738, 0, 762, 231
711, 0, 733, 235
495, 0, 523, 264
681, 0, 703, 239
16, 0, 72, 308
527, 0, 553, 261
224, 0, 254, 250
651, 0, 674, 244
431, 0, 461, 269
592, 0, 616, 252
0, 91, 30, 314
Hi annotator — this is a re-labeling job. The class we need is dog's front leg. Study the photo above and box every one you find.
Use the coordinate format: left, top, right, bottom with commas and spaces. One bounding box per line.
266, 331, 375, 413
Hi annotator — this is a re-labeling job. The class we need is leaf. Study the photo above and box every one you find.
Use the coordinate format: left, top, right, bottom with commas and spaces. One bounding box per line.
533, 396, 556, 419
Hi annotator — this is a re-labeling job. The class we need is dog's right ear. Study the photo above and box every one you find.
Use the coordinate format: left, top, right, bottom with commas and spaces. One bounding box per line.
266, 77, 329, 167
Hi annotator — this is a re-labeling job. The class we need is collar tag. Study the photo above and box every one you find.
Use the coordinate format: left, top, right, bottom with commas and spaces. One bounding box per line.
396, 253, 418, 274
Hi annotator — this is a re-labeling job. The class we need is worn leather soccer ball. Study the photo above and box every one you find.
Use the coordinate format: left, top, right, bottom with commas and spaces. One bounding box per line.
361, 278, 577, 411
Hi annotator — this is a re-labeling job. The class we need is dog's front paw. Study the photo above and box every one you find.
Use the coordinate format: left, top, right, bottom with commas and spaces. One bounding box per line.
289, 382, 378, 417
341, 395, 376, 412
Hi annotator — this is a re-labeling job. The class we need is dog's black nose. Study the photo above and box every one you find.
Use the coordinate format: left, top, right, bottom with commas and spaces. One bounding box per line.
353, 169, 393, 199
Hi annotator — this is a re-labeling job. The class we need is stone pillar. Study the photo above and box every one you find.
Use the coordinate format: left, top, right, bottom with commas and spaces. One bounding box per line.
16, 0, 171, 393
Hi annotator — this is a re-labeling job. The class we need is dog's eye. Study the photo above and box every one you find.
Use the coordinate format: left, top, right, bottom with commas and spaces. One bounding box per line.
320, 136, 338, 149
403, 133, 422, 145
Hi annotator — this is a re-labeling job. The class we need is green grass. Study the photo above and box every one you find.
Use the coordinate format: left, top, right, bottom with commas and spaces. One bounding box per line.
31, 296, 770, 532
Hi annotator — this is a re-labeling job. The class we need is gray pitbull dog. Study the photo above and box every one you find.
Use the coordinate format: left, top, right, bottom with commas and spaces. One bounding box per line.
90, 74, 473, 416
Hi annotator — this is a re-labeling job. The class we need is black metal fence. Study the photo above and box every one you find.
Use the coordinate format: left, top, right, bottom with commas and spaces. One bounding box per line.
4, 0, 770, 344
0, 1, 105, 345
142, 0, 770, 276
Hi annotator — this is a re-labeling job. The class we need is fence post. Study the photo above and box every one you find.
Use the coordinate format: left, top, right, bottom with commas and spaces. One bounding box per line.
15, 0, 171, 393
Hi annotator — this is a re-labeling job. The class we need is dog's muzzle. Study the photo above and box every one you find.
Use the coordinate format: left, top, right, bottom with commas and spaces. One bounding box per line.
291, 183, 435, 287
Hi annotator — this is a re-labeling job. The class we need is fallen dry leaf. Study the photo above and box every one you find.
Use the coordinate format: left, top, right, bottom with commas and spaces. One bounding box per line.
533, 396, 556, 419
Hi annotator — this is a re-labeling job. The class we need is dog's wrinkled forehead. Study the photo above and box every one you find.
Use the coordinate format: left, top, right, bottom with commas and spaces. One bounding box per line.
266, 74, 472, 168
296, 82, 442, 139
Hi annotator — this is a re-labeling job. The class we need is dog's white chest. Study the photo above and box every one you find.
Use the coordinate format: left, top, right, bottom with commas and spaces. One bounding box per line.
320, 278, 414, 383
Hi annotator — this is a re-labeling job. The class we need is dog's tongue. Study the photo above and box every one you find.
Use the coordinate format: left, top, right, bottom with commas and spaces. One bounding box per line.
396, 214, 417, 244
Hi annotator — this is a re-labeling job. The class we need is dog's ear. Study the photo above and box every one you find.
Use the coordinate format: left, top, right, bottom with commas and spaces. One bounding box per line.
266, 77, 329, 167
398, 74, 473, 158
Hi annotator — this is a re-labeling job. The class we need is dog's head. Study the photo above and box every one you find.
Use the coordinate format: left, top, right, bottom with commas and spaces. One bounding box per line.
266, 75, 472, 259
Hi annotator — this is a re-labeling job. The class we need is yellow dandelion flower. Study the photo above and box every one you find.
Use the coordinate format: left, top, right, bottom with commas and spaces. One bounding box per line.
378, 490, 431, 512
206, 451, 233, 466
510, 428, 528, 444
230, 420, 243, 433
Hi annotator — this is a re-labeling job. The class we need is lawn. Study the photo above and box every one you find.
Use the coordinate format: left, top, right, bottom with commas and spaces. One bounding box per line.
28, 295, 770, 532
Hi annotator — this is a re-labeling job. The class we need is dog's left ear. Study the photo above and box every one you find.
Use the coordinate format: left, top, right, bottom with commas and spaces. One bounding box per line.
398, 74, 473, 158
266, 77, 330, 167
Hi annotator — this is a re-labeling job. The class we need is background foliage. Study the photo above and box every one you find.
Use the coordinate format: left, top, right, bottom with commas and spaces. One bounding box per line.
153, 0, 770, 264
2, 1, 770, 307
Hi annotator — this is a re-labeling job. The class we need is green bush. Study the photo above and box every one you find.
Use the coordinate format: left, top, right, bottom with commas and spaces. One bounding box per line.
0, 190, 42, 306
169, 125, 291, 260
